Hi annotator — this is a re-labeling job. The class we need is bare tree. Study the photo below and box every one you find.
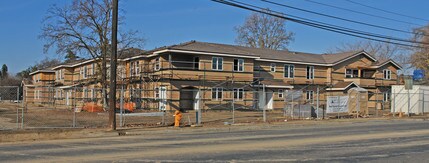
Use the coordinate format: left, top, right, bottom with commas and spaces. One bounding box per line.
40, 0, 145, 108
16, 57, 61, 80
235, 11, 294, 50
410, 25, 429, 78
330, 40, 411, 74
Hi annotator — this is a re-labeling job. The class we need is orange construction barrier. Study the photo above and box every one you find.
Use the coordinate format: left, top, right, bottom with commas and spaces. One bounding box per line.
116, 102, 135, 112
174, 110, 182, 127
82, 102, 103, 112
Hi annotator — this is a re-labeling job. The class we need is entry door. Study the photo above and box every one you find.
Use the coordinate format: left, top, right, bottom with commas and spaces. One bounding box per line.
266, 92, 274, 110
193, 90, 200, 110
66, 91, 71, 106
158, 86, 167, 111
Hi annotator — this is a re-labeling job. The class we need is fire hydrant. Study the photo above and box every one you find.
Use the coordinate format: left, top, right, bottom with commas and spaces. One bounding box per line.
174, 110, 182, 127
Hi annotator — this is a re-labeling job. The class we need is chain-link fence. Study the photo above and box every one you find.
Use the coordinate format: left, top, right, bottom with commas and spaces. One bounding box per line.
0, 86, 21, 130
3, 84, 427, 130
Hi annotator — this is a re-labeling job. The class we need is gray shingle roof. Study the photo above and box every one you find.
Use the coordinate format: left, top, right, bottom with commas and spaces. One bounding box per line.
155, 41, 365, 65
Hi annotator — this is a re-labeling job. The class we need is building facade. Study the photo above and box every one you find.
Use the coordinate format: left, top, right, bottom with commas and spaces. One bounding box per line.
23, 41, 402, 113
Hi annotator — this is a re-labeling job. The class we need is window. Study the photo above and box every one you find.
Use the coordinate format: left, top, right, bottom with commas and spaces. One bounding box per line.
278, 90, 284, 98
80, 68, 84, 79
383, 91, 391, 102
306, 91, 314, 104
155, 87, 159, 99
130, 62, 134, 76
212, 57, 223, 71
383, 69, 391, 80
155, 57, 161, 71
233, 59, 244, 72
83, 66, 88, 79
211, 87, 223, 100
307, 66, 314, 79
83, 88, 88, 98
135, 61, 140, 76
91, 89, 95, 99
193, 57, 200, 69
284, 64, 294, 78
34, 90, 37, 99
345, 69, 359, 78
92, 63, 95, 75
233, 88, 244, 100
270, 63, 276, 72
60, 69, 63, 79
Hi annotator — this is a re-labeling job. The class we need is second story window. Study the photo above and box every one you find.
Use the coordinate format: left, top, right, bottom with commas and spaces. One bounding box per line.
130, 62, 134, 76
212, 87, 223, 100
270, 63, 276, 72
345, 69, 359, 78
233, 59, 244, 72
193, 57, 200, 70
383, 69, 391, 80
135, 61, 140, 76
155, 57, 161, 71
307, 66, 314, 79
92, 63, 95, 75
83, 66, 88, 79
284, 64, 294, 78
212, 57, 223, 71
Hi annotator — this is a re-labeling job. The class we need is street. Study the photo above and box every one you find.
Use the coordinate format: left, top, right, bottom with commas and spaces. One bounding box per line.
1, 120, 429, 162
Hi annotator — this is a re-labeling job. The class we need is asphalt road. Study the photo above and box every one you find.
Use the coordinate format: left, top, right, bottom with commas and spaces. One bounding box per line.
1, 120, 429, 162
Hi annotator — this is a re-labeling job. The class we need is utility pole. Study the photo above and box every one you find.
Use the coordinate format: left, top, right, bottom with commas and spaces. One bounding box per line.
109, 0, 119, 130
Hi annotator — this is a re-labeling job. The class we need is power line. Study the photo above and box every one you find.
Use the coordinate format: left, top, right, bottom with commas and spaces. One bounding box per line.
228, 0, 426, 46
345, 0, 429, 22
303, 0, 425, 27
212, 0, 425, 48
261, 0, 426, 37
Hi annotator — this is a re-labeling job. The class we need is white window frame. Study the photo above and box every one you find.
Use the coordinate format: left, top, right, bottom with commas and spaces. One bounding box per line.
90, 89, 95, 99
155, 57, 161, 71
130, 62, 134, 76
284, 64, 294, 78
211, 87, 223, 100
383, 91, 391, 102
383, 69, 391, 80
92, 63, 95, 75
270, 63, 276, 72
83, 66, 88, 79
233, 88, 244, 101
155, 87, 160, 99
307, 66, 314, 79
193, 57, 200, 70
212, 57, 223, 71
135, 61, 140, 76
233, 59, 244, 72
306, 90, 314, 104
345, 69, 359, 78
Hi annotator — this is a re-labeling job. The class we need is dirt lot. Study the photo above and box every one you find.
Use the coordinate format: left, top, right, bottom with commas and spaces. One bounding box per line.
0, 102, 295, 129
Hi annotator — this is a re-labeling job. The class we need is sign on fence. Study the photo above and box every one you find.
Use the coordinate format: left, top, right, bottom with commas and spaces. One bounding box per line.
327, 96, 349, 113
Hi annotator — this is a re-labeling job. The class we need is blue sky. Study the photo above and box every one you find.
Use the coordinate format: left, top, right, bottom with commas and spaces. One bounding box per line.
1, 0, 428, 74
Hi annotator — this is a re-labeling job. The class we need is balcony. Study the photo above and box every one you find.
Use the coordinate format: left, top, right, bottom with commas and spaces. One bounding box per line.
344, 78, 376, 88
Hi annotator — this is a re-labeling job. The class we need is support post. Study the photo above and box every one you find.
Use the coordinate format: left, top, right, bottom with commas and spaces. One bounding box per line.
408, 89, 411, 117
120, 83, 124, 127
263, 84, 266, 122
108, 0, 118, 130
316, 86, 319, 119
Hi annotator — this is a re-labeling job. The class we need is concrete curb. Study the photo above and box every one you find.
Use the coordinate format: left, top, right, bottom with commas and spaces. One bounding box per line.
0, 128, 118, 143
